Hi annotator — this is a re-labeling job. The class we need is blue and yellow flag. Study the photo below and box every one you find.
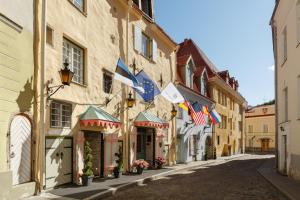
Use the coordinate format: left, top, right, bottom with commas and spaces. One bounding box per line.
134, 70, 160, 102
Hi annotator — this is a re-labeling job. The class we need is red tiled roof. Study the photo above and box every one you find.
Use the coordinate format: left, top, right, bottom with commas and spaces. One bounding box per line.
176, 38, 242, 97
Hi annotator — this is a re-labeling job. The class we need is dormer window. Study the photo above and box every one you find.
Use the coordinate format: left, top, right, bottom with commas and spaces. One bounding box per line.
186, 60, 194, 88
133, 0, 153, 18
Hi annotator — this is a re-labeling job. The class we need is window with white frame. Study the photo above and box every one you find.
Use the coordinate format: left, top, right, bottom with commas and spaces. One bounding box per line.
133, 0, 153, 18
141, 32, 151, 58
63, 38, 84, 84
71, 0, 84, 11
134, 25, 157, 62
50, 101, 72, 128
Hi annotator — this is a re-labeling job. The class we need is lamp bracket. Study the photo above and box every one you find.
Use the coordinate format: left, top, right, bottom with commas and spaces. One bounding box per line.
46, 83, 64, 100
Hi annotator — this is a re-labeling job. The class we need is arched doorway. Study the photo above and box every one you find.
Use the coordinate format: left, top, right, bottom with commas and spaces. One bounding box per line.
9, 114, 32, 185
205, 136, 212, 160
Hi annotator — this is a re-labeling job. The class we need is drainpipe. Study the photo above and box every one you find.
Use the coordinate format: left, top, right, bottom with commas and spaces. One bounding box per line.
40, 0, 47, 190
34, 0, 46, 193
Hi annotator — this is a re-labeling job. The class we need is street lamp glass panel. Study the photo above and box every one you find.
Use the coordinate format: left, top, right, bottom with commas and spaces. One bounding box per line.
59, 67, 74, 85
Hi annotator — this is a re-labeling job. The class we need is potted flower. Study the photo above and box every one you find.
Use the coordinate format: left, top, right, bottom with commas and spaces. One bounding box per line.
132, 159, 149, 174
155, 157, 166, 169
113, 146, 123, 178
82, 141, 94, 186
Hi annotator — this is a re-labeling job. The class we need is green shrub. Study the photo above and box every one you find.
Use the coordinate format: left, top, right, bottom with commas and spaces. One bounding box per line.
83, 141, 93, 177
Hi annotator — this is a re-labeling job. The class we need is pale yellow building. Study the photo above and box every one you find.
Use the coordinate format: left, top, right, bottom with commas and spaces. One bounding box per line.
209, 71, 246, 157
0, 0, 36, 199
271, 0, 300, 179
245, 104, 275, 153
34, 0, 177, 191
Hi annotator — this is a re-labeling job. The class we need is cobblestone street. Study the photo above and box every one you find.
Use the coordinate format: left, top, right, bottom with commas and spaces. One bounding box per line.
105, 155, 288, 200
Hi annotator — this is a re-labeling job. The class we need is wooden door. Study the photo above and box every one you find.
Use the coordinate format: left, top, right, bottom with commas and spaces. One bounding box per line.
261, 139, 270, 152
45, 137, 72, 188
10, 115, 32, 185
137, 128, 147, 160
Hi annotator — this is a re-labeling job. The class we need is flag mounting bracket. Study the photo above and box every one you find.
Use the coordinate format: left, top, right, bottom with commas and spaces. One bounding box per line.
158, 73, 164, 87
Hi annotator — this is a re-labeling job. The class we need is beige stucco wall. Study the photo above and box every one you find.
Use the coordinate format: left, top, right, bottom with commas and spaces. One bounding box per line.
273, 0, 300, 180
0, 0, 35, 199
43, 0, 176, 187
245, 105, 275, 152
210, 85, 245, 157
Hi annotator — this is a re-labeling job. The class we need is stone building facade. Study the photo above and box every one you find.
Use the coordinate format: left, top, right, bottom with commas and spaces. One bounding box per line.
34, 0, 177, 190
245, 104, 275, 153
271, 0, 300, 180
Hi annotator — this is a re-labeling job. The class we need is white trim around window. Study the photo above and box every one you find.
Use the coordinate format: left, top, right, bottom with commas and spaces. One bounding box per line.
50, 101, 72, 128
63, 38, 85, 85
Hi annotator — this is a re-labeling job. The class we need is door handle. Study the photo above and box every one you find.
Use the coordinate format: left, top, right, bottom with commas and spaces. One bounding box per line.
60, 152, 64, 159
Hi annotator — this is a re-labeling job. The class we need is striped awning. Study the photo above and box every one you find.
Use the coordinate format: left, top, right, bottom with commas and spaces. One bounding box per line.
134, 111, 169, 129
80, 106, 121, 129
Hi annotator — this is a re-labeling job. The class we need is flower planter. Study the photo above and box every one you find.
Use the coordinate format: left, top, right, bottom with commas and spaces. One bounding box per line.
137, 167, 144, 174
156, 165, 162, 169
82, 175, 93, 186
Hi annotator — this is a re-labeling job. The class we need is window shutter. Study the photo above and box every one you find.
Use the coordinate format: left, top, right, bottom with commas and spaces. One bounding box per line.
134, 25, 142, 52
152, 39, 157, 62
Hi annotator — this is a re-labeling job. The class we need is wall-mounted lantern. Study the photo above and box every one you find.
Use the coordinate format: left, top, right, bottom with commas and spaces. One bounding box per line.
47, 60, 74, 100
126, 91, 135, 108
171, 105, 177, 119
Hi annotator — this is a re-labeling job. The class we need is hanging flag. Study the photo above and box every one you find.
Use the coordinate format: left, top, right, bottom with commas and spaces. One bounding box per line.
178, 100, 190, 111
210, 109, 221, 124
202, 105, 209, 115
114, 58, 144, 93
203, 105, 217, 125
190, 102, 206, 125
134, 70, 160, 102
161, 82, 184, 104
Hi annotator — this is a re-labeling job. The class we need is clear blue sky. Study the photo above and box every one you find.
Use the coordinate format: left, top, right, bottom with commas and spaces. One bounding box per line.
155, 0, 275, 106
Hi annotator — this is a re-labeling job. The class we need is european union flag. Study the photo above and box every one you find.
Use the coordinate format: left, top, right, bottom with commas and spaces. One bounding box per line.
134, 70, 160, 102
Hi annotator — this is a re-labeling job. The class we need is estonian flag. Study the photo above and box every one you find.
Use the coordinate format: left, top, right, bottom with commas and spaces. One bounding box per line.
114, 58, 144, 93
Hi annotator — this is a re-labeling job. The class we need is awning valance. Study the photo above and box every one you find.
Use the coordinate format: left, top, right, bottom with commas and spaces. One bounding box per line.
134, 111, 169, 129
80, 106, 121, 128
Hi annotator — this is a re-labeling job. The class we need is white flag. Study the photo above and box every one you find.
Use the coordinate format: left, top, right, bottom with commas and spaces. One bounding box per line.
161, 82, 184, 104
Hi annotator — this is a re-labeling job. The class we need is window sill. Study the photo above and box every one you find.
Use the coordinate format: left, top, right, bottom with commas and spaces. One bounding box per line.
72, 81, 87, 88
68, 0, 87, 17
50, 126, 71, 130
134, 50, 155, 64
141, 53, 154, 63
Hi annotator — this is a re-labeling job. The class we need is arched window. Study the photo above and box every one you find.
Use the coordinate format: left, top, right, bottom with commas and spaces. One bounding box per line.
186, 59, 194, 88
201, 70, 208, 96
